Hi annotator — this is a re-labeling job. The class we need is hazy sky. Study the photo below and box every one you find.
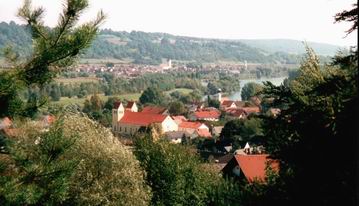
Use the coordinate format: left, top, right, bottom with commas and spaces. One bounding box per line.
0, 0, 357, 46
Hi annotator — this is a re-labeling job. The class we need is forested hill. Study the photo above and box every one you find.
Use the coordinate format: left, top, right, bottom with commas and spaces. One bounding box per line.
239, 39, 343, 56
0, 21, 340, 65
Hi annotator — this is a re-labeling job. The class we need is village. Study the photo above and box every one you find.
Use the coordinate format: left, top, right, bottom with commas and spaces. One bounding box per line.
110, 89, 280, 182
72, 59, 290, 79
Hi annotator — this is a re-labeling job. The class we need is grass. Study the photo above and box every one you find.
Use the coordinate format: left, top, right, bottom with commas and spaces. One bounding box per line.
117, 93, 141, 101
165, 88, 193, 95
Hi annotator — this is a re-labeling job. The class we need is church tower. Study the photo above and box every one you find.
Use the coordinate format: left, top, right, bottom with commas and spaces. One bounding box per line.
112, 102, 125, 131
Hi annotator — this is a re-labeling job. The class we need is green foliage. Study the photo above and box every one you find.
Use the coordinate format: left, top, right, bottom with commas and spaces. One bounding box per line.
334, 3, 358, 35
207, 82, 219, 95
105, 62, 114, 67
1, 22, 337, 64
220, 117, 264, 150
0, 114, 152, 205
0, 0, 104, 118
61, 114, 151, 205
241, 82, 263, 101
0, 119, 78, 205
258, 45, 357, 204
139, 87, 165, 105
168, 101, 187, 115
49, 84, 61, 101
133, 137, 219, 206
0, 72, 24, 117
207, 96, 220, 108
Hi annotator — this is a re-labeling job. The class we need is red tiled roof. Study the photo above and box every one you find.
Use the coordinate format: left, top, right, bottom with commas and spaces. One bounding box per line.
179, 121, 203, 129
113, 102, 122, 109
126, 101, 135, 109
221, 100, 235, 107
197, 128, 212, 138
225, 108, 246, 117
141, 106, 167, 114
172, 115, 187, 122
235, 154, 279, 182
119, 111, 167, 126
242, 107, 260, 114
194, 110, 221, 119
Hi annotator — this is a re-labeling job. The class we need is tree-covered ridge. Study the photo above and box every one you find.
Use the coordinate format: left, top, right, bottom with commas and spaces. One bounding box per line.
0, 21, 335, 65
239, 39, 344, 56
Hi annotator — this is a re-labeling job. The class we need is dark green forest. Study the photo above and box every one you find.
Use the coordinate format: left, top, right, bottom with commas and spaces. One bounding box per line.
0, 21, 335, 65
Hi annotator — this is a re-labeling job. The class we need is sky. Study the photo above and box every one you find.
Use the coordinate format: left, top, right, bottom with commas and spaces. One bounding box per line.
0, 0, 357, 47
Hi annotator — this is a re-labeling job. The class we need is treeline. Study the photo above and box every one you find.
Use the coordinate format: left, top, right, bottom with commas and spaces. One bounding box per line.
27, 71, 245, 103
0, 21, 332, 65
28, 72, 205, 101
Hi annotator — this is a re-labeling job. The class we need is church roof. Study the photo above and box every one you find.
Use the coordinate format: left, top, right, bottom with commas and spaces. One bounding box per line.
119, 111, 167, 126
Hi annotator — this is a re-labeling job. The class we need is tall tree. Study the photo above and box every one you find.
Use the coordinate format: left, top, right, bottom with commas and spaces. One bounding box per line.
133, 136, 219, 206
0, 0, 105, 118
255, 8, 358, 203
169, 101, 187, 115
139, 87, 165, 105
241, 82, 263, 101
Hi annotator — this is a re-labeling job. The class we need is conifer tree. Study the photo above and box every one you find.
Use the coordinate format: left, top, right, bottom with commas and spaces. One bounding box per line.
0, 0, 105, 118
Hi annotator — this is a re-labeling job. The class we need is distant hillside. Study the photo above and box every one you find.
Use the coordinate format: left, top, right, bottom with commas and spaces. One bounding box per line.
0, 21, 336, 65
239, 39, 344, 56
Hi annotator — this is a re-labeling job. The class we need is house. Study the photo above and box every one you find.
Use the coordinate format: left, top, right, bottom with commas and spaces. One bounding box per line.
189, 109, 221, 121
178, 121, 211, 138
222, 154, 279, 183
212, 126, 224, 137
112, 102, 178, 135
220, 100, 237, 110
225, 108, 247, 119
141, 106, 168, 115
165, 131, 193, 144
187, 102, 205, 112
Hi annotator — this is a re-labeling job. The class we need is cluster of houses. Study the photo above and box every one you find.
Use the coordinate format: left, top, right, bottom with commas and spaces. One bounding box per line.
0, 95, 278, 183
111, 94, 264, 143
111, 96, 281, 182
75, 64, 169, 79
111, 101, 217, 143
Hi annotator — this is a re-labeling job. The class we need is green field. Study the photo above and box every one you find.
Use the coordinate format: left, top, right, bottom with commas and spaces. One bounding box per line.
51, 88, 191, 106
165, 88, 193, 95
